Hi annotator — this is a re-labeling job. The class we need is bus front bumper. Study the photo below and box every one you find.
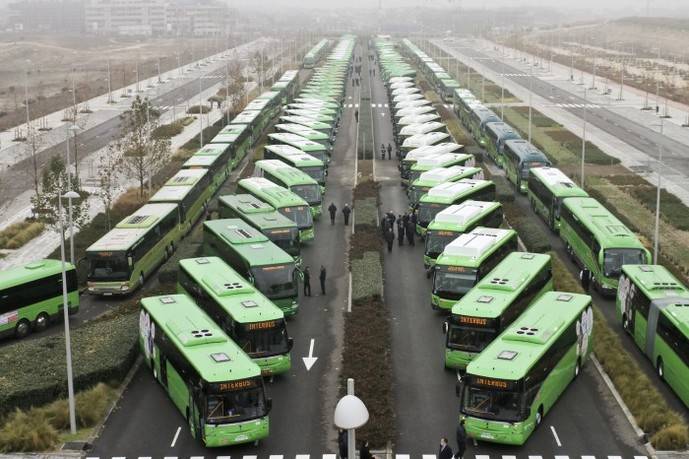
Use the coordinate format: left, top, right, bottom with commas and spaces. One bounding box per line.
203, 417, 269, 447
444, 349, 476, 370
87, 281, 134, 296
273, 298, 299, 317
299, 228, 315, 242
423, 255, 436, 271
462, 415, 533, 446
431, 294, 455, 311
256, 354, 291, 376
416, 224, 427, 237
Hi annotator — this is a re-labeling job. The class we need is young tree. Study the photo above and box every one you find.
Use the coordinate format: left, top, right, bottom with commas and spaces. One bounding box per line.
120, 96, 170, 197
251, 49, 269, 91
25, 125, 45, 201
30, 155, 89, 229
225, 60, 247, 117
97, 141, 124, 231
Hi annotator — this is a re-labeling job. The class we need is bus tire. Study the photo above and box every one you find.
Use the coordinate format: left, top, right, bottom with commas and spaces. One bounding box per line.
535, 406, 544, 427
574, 358, 581, 378
34, 312, 50, 332
15, 319, 31, 339
622, 314, 631, 333
657, 358, 664, 380
139, 273, 145, 288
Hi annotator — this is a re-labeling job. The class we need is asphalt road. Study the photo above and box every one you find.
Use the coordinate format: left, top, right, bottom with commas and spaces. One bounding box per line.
446, 40, 689, 174
88, 48, 360, 457
368, 43, 646, 458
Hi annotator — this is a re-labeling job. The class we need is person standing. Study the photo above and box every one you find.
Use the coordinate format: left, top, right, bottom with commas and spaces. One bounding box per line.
328, 202, 338, 225
338, 429, 348, 459
385, 227, 395, 253
406, 219, 415, 246
438, 438, 453, 459
303, 266, 311, 297
355, 110, 359, 123
402, 212, 410, 227
396, 216, 405, 247
386, 211, 396, 227
455, 420, 467, 459
387, 143, 392, 159
360, 440, 374, 459
342, 203, 352, 225
319, 265, 327, 295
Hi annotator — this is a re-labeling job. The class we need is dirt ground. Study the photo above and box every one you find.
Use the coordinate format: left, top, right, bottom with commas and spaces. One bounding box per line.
0, 33, 241, 131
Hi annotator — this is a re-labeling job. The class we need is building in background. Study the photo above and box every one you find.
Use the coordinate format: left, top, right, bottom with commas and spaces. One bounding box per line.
7, 0, 84, 32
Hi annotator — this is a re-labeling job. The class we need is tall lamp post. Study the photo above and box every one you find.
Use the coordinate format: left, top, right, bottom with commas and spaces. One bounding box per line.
59, 188, 80, 435
334, 378, 369, 459
65, 124, 81, 265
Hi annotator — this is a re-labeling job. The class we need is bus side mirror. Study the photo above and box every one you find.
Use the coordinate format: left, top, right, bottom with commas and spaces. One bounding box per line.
287, 337, 294, 351
128, 257, 133, 267
266, 398, 273, 413
455, 380, 464, 398
442, 321, 448, 335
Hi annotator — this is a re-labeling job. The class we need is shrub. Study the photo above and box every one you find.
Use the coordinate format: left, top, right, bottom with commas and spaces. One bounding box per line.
350, 225, 381, 260
605, 174, 650, 187
652, 424, 689, 451
351, 252, 383, 300
503, 202, 551, 252
630, 186, 689, 231
0, 409, 58, 452
0, 221, 45, 249
546, 130, 620, 165
353, 180, 379, 200
354, 197, 379, 227
152, 121, 184, 139
186, 105, 211, 114
180, 116, 195, 126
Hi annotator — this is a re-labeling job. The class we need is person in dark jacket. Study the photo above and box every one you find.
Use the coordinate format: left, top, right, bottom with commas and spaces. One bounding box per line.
455, 420, 467, 459
406, 219, 415, 246
328, 202, 338, 225
319, 265, 327, 295
439, 437, 453, 459
385, 227, 394, 253
410, 210, 418, 226
303, 266, 311, 297
338, 429, 348, 459
387, 143, 392, 159
402, 212, 410, 226
360, 440, 374, 459
342, 203, 352, 225
386, 211, 396, 227
396, 216, 405, 246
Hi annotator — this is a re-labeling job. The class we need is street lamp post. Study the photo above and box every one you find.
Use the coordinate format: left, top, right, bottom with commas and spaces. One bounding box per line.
653, 117, 664, 264
581, 87, 588, 188
199, 76, 204, 146
334, 378, 369, 459
107, 59, 113, 104
65, 124, 81, 265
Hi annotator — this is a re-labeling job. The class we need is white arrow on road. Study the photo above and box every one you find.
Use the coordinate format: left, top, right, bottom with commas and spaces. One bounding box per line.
302, 338, 318, 371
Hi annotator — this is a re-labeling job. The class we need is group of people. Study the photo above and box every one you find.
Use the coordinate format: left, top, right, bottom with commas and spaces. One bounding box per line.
382, 209, 417, 253
380, 142, 394, 160
328, 202, 352, 226
300, 265, 327, 297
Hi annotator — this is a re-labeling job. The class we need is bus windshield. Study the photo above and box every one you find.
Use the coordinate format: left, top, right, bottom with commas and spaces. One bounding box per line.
302, 167, 325, 183
409, 171, 423, 184
87, 253, 130, 281
462, 385, 523, 422
604, 248, 646, 278
433, 267, 478, 299
409, 186, 430, 205
425, 231, 458, 259
235, 320, 290, 357
265, 228, 300, 257
206, 385, 267, 424
280, 206, 313, 229
251, 264, 298, 299
417, 202, 447, 226
291, 184, 322, 206
447, 324, 497, 353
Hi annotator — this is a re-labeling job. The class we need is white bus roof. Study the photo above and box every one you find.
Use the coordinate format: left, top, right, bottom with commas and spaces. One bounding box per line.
392, 87, 421, 97
434, 201, 496, 227
399, 121, 446, 136
398, 113, 441, 126
402, 131, 450, 148
532, 167, 577, 187
275, 123, 327, 138
389, 76, 414, 84
395, 98, 432, 110
393, 93, 425, 103
269, 133, 322, 148
443, 227, 513, 259
390, 81, 415, 90
417, 154, 469, 169
427, 179, 489, 198
395, 105, 436, 118
418, 165, 474, 182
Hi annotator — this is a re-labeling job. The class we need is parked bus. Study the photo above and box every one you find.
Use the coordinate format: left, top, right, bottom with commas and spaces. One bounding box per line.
263, 145, 326, 185
424, 201, 503, 270
237, 177, 315, 242
416, 179, 497, 235
182, 144, 232, 192
149, 169, 211, 233
617, 264, 689, 407
283, 108, 336, 124
86, 203, 181, 295
402, 132, 452, 155
431, 227, 518, 310
408, 165, 483, 207
528, 167, 589, 232
303, 39, 329, 68
458, 292, 593, 445
400, 142, 464, 179
139, 294, 271, 446
203, 219, 300, 315
560, 197, 650, 295
279, 115, 336, 140
398, 121, 448, 145
0, 259, 79, 339
178, 257, 294, 376
268, 133, 329, 165
254, 160, 323, 218
395, 105, 436, 120
453, 89, 479, 126
503, 139, 552, 193
274, 123, 332, 151
407, 152, 476, 189
444, 252, 553, 369
484, 122, 522, 168
467, 106, 501, 146
397, 113, 441, 129
217, 194, 300, 261
438, 78, 460, 102
211, 123, 253, 168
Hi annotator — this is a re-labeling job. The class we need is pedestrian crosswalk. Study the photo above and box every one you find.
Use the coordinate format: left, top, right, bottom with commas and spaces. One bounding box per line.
345, 104, 360, 108
553, 103, 601, 109
86, 454, 650, 459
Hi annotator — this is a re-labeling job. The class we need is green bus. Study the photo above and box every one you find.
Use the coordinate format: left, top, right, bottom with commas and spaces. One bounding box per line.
453, 89, 479, 127
0, 259, 79, 339
432, 227, 518, 310
210, 123, 252, 168
254, 160, 323, 218
416, 179, 497, 236
459, 291, 593, 445
284, 108, 336, 124
268, 133, 329, 165
400, 142, 464, 181
560, 197, 651, 295
274, 123, 332, 152
182, 143, 232, 192
288, 103, 338, 117
149, 169, 211, 233
263, 144, 326, 185
304, 39, 330, 68
395, 98, 432, 111
139, 294, 271, 446
527, 167, 589, 232
484, 122, 522, 168
408, 165, 483, 207
424, 201, 503, 270
238, 177, 315, 242
444, 252, 553, 370
503, 139, 552, 193
617, 264, 689, 407
203, 219, 299, 316
178, 257, 294, 376
438, 78, 461, 103
398, 121, 448, 144
395, 105, 436, 121
467, 106, 501, 147
86, 203, 181, 295
280, 115, 336, 140
408, 152, 477, 192
401, 132, 451, 155
218, 194, 300, 261
397, 113, 441, 131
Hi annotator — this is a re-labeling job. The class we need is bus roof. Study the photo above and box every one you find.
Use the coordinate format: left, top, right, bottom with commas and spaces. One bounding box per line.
437, 227, 516, 266
530, 167, 589, 198
269, 133, 326, 151
219, 194, 274, 214
398, 113, 441, 126
470, 106, 500, 123
421, 179, 493, 204
193, 143, 229, 157
485, 122, 522, 140
231, 110, 261, 125
504, 139, 551, 163
179, 257, 284, 323
413, 165, 480, 187
453, 252, 551, 319
414, 153, 472, 170
467, 291, 591, 381
0, 259, 76, 289
275, 123, 329, 140
428, 201, 501, 232
204, 219, 294, 266
563, 197, 645, 250
264, 144, 324, 166
238, 177, 309, 208
255, 160, 318, 186
400, 121, 446, 136
395, 105, 436, 118
402, 132, 451, 148
150, 169, 207, 202
140, 294, 260, 383
279, 116, 333, 131
87, 203, 178, 252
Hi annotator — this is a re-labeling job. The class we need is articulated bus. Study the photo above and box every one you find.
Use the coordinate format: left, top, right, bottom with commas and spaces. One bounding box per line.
254, 160, 323, 218
408, 165, 483, 207
238, 177, 315, 242
263, 144, 326, 185
503, 139, 552, 193
617, 264, 689, 407
560, 197, 650, 295
178, 257, 293, 376
218, 194, 300, 262
484, 122, 522, 168
86, 203, 181, 295
210, 124, 252, 168
431, 227, 518, 310
424, 201, 503, 270
268, 133, 329, 165
528, 167, 589, 232
459, 292, 593, 445
274, 123, 333, 152
303, 39, 329, 68
444, 252, 553, 370
402, 132, 452, 155
182, 143, 232, 192
416, 179, 496, 235
438, 78, 461, 103
407, 152, 476, 189
0, 259, 78, 339
139, 294, 271, 446
468, 106, 501, 146
149, 169, 212, 233
400, 142, 464, 179
203, 219, 300, 315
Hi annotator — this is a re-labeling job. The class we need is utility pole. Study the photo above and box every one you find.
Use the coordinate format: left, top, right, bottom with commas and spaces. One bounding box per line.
653, 117, 664, 264
590, 54, 597, 90
581, 87, 588, 188
501, 58, 505, 120
198, 76, 203, 146
225, 61, 230, 125
617, 59, 625, 101
528, 63, 533, 143
157, 57, 162, 84
107, 59, 113, 104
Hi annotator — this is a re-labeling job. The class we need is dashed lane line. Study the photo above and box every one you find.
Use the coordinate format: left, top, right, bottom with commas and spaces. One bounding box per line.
87, 454, 650, 459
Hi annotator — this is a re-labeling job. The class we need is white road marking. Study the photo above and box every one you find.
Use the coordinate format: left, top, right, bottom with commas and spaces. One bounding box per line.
395, 455, 410, 459
550, 425, 562, 447
554, 456, 569, 459
163, 456, 178, 459
633, 456, 649, 459
139, 457, 152, 459
323, 455, 337, 459
608, 456, 623, 459
475, 455, 490, 459
582, 456, 596, 459
190, 456, 204, 459
422, 455, 437, 459
384, 103, 389, 107
528, 456, 543, 459
296, 455, 310, 459
217, 456, 232, 459
355, 104, 359, 108
170, 426, 181, 447
503, 456, 518, 459
381, 112, 385, 117
269, 455, 283, 459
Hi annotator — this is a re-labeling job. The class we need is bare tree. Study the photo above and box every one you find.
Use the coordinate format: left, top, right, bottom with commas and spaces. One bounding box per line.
251, 50, 269, 91
97, 141, 124, 231
227, 60, 247, 116
25, 125, 45, 201
30, 155, 89, 229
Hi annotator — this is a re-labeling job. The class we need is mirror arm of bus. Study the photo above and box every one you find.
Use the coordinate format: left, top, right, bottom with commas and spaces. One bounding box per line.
442, 321, 448, 334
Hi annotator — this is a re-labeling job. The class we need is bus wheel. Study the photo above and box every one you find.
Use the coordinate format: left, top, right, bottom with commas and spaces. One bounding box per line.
657, 358, 664, 380
139, 274, 145, 288
622, 314, 631, 333
15, 319, 31, 339
574, 358, 581, 378
34, 312, 50, 332
535, 406, 544, 427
